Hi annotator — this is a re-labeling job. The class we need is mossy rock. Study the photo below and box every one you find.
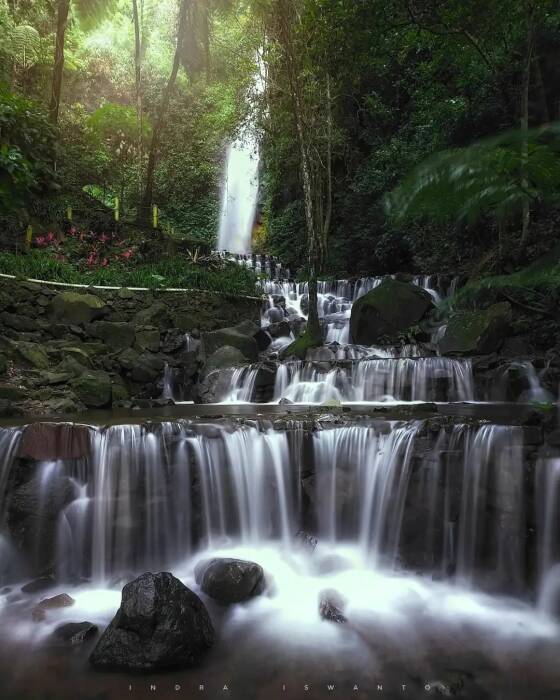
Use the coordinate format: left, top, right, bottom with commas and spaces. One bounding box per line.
350, 278, 434, 345
52, 291, 107, 324
202, 326, 258, 362
438, 302, 512, 355
71, 370, 112, 407
135, 326, 161, 353
280, 333, 322, 360
91, 321, 136, 350
15, 341, 50, 369
0, 354, 6, 374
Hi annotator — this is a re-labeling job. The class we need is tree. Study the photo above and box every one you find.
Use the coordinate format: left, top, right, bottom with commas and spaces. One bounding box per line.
49, 0, 114, 125
139, 0, 190, 224
386, 124, 560, 255
259, 0, 334, 343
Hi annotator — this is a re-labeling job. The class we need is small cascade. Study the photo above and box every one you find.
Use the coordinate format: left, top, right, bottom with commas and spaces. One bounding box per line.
492, 360, 553, 403
0, 428, 22, 583
162, 362, 176, 401
272, 357, 474, 403
537, 458, 560, 612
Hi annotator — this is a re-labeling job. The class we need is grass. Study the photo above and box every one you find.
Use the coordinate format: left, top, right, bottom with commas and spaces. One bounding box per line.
0, 251, 259, 297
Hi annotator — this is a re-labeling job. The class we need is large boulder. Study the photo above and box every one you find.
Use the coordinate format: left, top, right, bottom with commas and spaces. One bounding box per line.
194, 558, 265, 604
197, 346, 249, 403
134, 302, 170, 329
202, 324, 259, 362
131, 354, 164, 383
71, 370, 112, 407
52, 291, 106, 324
350, 278, 434, 345
203, 346, 247, 375
15, 341, 49, 369
89, 572, 214, 671
437, 302, 511, 355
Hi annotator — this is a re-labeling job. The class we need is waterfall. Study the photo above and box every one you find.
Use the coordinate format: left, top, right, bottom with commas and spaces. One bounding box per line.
271, 357, 474, 403
217, 65, 264, 254
0, 419, 538, 595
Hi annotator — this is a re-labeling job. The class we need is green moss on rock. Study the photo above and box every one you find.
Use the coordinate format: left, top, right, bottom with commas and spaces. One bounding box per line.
438, 302, 511, 355
281, 332, 322, 360
350, 278, 434, 345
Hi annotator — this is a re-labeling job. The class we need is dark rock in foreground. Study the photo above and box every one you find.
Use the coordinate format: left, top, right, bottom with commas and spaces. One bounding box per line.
90, 572, 214, 671
52, 621, 98, 646
319, 589, 347, 624
195, 557, 265, 604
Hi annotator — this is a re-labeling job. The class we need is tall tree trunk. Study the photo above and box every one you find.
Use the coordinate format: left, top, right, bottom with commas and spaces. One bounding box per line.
520, 1, 534, 250
139, 0, 189, 224
49, 0, 70, 125
276, 0, 322, 342
132, 0, 143, 203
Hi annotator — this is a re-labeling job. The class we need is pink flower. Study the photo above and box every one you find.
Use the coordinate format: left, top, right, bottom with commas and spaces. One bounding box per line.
100, 257, 109, 267
35, 235, 46, 247
46, 232, 56, 243
121, 249, 133, 260
86, 252, 97, 267
99, 233, 110, 243
69, 226, 78, 236
79, 233, 86, 241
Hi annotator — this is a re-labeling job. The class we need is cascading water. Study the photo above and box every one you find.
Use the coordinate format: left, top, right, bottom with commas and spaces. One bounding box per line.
0, 419, 535, 592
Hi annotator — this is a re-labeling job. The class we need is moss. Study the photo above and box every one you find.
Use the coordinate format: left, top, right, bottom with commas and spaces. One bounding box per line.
281, 332, 322, 360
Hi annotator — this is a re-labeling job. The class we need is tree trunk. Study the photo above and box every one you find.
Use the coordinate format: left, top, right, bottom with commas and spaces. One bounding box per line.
520, 1, 534, 250
49, 0, 70, 125
132, 0, 143, 203
276, 0, 322, 342
139, 0, 189, 224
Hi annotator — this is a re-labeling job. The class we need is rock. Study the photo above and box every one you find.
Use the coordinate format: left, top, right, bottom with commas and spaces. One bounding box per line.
294, 530, 318, 553
202, 326, 259, 362
32, 593, 75, 622
135, 302, 170, 329
194, 558, 265, 604
1, 587, 11, 595
91, 321, 135, 350
0, 384, 27, 401
52, 291, 106, 324
131, 354, 164, 383
89, 572, 214, 671
202, 346, 247, 375
0, 311, 36, 332
254, 328, 272, 352
0, 353, 6, 374
136, 326, 160, 353
18, 423, 91, 460
21, 575, 57, 594
438, 303, 511, 355
161, 329, 185, 354
15, 341, 49, 369
280, 333, 322, 360
118, 288, 135, 300
118, 347, 140, 371
71, 370, 112, 407
350, 278, 434, 345
10, 475, 75, 519
319, 589, 347, 624
52, 621, 98, 646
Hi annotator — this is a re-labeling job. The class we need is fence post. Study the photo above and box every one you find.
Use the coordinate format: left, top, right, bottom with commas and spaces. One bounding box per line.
153, 205, 158, 229
67, 206, 73, 222
115, 197, 120, 222
25, 224, 33, 251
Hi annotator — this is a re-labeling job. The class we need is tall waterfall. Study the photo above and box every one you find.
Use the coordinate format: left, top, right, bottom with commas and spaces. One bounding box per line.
216, 134, 260, 254
217, 65, 264, 254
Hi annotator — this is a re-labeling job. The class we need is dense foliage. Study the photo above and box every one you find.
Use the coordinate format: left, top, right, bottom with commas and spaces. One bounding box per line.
1, 0, 560, 285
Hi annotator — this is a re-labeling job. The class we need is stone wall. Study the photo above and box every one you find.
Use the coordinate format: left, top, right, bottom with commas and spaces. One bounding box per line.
0, 278, 261, 415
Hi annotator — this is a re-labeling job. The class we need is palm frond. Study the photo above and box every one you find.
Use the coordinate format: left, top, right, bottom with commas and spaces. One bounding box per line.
386, 124, 560, 227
